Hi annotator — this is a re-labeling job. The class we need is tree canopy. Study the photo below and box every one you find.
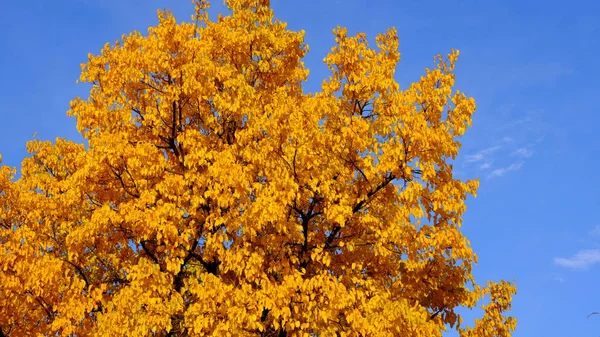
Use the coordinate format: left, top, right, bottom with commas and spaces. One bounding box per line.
0, 0, 516, 336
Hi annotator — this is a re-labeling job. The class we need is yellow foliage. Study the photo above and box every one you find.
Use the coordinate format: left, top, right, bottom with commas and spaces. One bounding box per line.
0, 1, 515, 336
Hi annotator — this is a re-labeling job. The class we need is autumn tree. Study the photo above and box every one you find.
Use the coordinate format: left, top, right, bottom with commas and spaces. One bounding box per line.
0, 0, 516, 336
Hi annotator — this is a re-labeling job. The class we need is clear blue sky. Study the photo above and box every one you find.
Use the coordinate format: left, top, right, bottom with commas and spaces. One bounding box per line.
1, 0, 599, 335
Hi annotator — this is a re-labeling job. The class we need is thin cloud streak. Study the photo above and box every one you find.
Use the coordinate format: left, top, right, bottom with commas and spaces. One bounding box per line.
488, 162, 523, 178
512, 147, 534, 158
465, 146, 501, 163
554, 249, 600, 270
479, 162, 492, 169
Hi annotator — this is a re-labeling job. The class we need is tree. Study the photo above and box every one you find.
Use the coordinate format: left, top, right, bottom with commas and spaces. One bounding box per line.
0, 0, 516, 336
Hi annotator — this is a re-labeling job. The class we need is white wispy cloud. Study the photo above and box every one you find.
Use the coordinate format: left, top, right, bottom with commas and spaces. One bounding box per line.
552, 274, 565, 283
591, 226, 600, 236
465, 146, 501, 163
554, 249, 600, 270
479, 162, 492, 169
501, 137, 513, 143
488, 162, 523, 178
498, 117, 533, 130
512, 147, 534, 158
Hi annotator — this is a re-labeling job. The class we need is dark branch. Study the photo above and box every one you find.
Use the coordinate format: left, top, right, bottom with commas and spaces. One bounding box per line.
326, 173, 396, 247
140, 240, 164, 272
63, 259, 90, 290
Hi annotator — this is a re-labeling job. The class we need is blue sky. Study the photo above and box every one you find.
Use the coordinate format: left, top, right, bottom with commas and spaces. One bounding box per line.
1, 0, 599, 335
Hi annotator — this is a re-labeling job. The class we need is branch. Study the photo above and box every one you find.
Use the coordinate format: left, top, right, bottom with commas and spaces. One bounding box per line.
191, 253, 220, 275
29, 293, 54, 320
63, 259, 90, 291
429, 309, 443, 320
352, 173, 396, 213
326, 173, 396, 247
140, 80, 164, 93
173, 234, 202, 292
140, 240, 164, 272
170, 101, 182, 161
107, 164, 140, 198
